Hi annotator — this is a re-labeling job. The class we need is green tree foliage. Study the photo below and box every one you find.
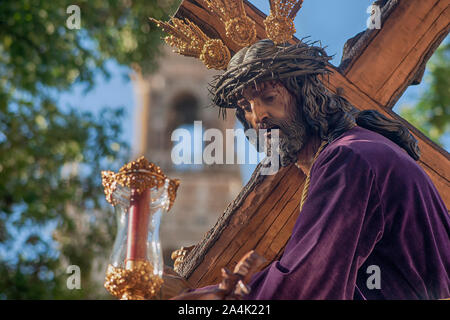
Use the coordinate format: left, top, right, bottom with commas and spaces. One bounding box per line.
399, 42, 450, 147
0, 0, 179, 299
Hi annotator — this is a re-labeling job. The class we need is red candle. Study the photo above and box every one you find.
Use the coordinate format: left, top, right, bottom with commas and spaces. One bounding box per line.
125, 188, 151, 264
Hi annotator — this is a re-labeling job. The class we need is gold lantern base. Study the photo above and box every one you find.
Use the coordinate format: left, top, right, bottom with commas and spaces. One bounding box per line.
104, 261, 164, 300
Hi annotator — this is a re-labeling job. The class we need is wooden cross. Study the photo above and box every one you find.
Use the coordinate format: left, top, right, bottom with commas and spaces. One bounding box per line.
173, 0, 450, 288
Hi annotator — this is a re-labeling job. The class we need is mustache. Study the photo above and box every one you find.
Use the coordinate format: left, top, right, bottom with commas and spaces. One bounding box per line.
259, 117, 294, 134
260, 115, 303, 138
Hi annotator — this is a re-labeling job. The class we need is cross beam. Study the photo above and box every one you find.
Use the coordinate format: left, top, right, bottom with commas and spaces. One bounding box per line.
175, 0, 450, 287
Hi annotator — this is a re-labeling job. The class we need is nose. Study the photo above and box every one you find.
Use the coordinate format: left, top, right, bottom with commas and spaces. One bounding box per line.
251, 100, 270, 128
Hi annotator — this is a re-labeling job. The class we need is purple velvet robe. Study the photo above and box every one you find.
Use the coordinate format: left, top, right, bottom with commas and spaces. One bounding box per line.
244, 126, 450, 300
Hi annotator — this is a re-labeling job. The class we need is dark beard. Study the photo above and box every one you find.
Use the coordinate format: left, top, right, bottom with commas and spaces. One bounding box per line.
279, 121, 307, 167
265, 116, 308, 167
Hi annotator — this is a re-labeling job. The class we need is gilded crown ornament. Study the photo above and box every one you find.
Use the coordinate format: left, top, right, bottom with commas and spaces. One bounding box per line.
149, 17, 231, 70
101, 156, 179, 210
264, 0, 303, 44
104, 261, 164, 300
204, 0, 257, 47
150, 0, 304, 69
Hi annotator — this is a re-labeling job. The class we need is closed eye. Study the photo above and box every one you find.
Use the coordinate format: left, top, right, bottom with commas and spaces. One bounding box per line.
263, 95, 275, 103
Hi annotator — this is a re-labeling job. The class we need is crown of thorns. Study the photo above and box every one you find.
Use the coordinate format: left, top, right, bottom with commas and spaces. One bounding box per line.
211, 39, 333, 112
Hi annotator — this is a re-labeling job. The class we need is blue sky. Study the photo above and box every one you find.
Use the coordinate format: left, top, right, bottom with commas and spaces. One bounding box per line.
56, 0, 447, 185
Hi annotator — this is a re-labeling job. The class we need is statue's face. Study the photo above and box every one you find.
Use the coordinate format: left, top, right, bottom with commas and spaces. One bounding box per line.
237, 80, 308, 166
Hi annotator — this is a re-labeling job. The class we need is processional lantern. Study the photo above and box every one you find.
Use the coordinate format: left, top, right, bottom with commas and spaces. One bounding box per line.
101, 156, 179, 300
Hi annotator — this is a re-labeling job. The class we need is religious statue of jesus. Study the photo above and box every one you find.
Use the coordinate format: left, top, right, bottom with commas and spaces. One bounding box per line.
150, 0, 449, 300
158, 38, 450, 300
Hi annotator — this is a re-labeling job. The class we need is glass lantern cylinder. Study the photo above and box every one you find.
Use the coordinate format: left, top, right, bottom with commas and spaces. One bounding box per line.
101, 157, 179, 300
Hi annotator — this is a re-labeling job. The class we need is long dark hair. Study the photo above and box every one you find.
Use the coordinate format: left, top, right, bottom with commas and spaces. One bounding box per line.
213, 39, 420, 160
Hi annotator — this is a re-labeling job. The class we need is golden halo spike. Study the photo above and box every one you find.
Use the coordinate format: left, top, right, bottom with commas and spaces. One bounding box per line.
204, 0, 257, 48
264, 0, 304, 45
149, 17, 231, 70
149, 17, 205, 58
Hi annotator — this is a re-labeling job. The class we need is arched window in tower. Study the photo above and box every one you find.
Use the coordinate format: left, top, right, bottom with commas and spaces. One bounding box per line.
168, 91, 204, 171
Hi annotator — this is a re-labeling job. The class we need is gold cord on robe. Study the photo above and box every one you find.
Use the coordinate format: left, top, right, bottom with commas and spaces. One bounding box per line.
299, 140, 328, 212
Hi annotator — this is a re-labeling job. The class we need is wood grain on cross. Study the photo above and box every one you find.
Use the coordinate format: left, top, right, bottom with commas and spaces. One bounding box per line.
174, 0, 450, 288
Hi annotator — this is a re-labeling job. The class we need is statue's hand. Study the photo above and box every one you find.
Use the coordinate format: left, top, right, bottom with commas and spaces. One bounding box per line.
169, 250, 266, 300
